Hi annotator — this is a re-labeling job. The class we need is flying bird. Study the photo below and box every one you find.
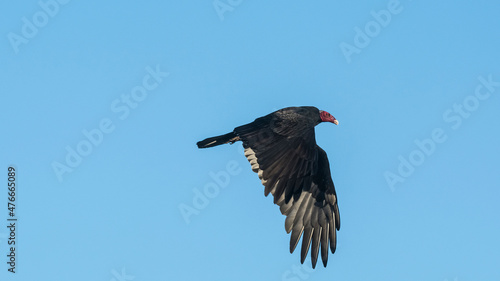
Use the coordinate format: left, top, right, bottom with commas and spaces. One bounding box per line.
197, 106, 341, 268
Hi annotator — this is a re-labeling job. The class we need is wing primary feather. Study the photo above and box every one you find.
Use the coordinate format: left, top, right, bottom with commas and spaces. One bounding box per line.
289, 193, 311, 255
284, 192, 306, 233
310, 207, 322, 269
300, 227, 313, 264
321, 222, 329, 267
334, 203, 341, 230
310, 226, 321, 269
299, 198, 315, 262
290, 225, 304, 253
290, 193, 313, 253
292, 193, 313, 227
329, 220, 337, 254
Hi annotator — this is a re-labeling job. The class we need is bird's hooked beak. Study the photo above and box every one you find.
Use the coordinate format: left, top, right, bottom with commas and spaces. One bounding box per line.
320, 110, 339, 125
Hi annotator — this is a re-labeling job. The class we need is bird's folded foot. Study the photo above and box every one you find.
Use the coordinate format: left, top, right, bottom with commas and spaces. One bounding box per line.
229, 136, 240, 144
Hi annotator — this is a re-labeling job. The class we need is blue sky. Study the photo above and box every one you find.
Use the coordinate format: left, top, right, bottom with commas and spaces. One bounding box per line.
1, 1, 499, 280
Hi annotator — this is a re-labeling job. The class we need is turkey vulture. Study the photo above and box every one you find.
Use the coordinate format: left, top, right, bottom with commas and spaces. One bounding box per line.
197, 106, 340, 268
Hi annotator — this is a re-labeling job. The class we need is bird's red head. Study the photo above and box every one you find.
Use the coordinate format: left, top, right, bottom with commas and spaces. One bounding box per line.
319, 110, 339, 125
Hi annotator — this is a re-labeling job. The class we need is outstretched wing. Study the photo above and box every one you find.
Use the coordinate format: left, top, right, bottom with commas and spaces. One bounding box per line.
234, 118, 340, 268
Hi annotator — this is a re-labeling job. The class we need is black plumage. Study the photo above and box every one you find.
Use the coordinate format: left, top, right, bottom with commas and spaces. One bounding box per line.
197, 106, 340, 268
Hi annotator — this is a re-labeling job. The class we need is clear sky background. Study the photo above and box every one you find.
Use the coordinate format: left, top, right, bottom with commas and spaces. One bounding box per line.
1, 1, 499, 280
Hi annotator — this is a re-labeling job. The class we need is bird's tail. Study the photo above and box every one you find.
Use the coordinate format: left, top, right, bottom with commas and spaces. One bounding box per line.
197, 132, 238, 148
